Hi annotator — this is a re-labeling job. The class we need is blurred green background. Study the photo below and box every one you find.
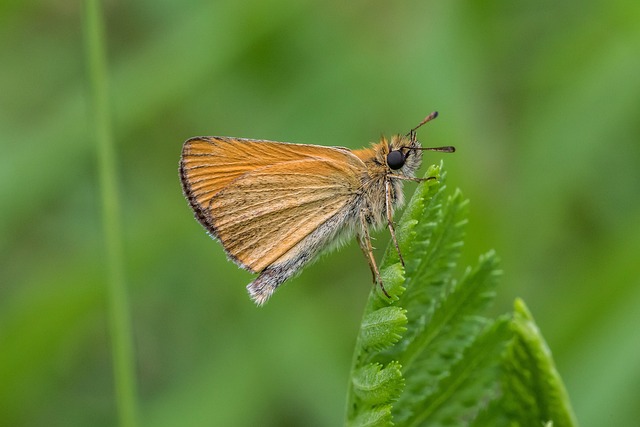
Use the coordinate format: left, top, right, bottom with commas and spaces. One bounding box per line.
2, 0, 639, 425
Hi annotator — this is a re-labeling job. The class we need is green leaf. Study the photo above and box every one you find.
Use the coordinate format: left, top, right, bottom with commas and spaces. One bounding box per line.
347, 405, 394, 427
403, 317, 511, 426
359, 307, 407, 353
352, 362, 404, 406
345, 163, 578, 427
500, 299, 579, 427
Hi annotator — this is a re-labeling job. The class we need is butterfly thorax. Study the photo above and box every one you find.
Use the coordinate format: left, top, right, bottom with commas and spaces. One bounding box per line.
352, 135, 422, 228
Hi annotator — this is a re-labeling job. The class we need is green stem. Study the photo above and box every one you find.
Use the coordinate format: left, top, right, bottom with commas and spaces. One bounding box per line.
82, 1, 138, 426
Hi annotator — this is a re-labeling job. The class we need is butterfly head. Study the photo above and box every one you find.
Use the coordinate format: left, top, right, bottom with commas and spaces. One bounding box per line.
384, 112, 454, 177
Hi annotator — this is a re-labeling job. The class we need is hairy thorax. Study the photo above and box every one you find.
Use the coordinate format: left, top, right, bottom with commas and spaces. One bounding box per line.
358, 163, 405, 230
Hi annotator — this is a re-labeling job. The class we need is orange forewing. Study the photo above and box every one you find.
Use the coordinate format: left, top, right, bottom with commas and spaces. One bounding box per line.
180, 137, 365, 272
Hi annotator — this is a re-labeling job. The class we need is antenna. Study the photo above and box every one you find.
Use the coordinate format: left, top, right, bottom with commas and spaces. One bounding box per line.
410, 145, 456, 153
405, 111, 456, 153
408, 111, 439, 136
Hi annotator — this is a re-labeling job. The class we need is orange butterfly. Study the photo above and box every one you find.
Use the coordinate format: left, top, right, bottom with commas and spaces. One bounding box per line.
180, 112, 454, 305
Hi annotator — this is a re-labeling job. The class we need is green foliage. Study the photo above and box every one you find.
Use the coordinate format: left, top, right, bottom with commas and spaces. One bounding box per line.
499, 299, 579, 427
346, 164, 577, 427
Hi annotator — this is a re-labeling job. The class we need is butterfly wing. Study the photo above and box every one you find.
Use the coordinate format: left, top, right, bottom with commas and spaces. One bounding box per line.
180, 137, 365, 272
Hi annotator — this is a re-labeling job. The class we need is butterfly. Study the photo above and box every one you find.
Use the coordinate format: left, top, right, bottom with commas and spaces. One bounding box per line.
180, 112, 454, 305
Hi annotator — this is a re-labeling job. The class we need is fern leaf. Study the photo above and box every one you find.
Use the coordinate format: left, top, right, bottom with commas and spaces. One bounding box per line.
351, 361, 404, 406
500, 299, 579, 427
345, 163, 578, 427
400, 317, 511, 426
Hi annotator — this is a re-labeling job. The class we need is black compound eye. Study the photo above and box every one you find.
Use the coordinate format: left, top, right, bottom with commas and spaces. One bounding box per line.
386, 150, 405, 170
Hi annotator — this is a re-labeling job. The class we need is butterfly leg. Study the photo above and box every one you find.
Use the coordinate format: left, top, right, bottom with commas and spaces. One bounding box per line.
385, 179, 405, 267
357, 214, 391, 299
